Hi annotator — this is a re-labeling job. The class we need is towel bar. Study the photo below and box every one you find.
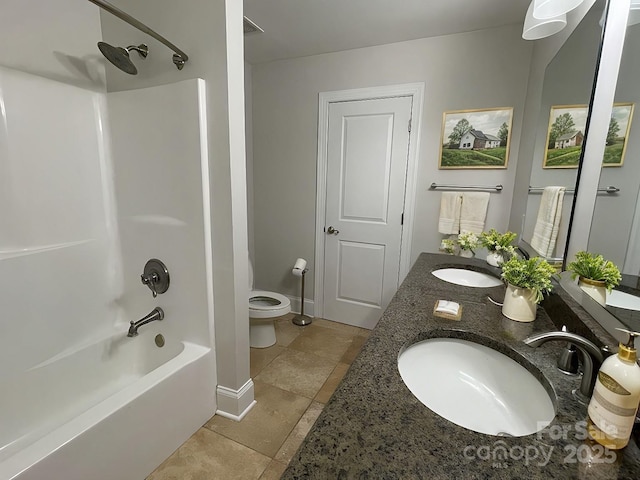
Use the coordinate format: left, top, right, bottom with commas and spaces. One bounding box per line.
527, 186, 620, 194
429, 183, 503, 192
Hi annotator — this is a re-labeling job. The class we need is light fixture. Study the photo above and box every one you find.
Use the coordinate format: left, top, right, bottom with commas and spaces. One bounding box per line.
533, 0, 584, 20
523, 1, 567, 40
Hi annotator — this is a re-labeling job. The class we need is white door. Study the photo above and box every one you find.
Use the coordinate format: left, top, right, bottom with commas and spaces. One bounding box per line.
323, 96, 413, 328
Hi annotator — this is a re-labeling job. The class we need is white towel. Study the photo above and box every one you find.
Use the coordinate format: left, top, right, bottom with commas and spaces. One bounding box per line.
531, 186, 565, 257
459, 192, 490, 234
438, 192, 462, 234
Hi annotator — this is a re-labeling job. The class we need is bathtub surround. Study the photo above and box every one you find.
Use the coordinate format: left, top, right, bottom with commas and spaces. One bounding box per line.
0, 62, 219, 478
100, 0, 254, 419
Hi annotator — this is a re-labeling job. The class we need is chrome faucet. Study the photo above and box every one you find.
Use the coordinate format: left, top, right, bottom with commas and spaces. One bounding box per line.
128, 307, 164, 337
523, 330, 605, 403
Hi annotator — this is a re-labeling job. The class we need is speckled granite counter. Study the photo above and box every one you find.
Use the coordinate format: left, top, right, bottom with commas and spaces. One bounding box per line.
281, 253, 640, 479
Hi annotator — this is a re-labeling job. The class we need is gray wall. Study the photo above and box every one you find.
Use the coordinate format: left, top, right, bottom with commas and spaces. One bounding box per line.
246, 61, 255, 263
0, 0, 105, 90
589, 24, 640, 270
522, 5, 604, 258
250, 24, 533, 299
509, 1, 597, 240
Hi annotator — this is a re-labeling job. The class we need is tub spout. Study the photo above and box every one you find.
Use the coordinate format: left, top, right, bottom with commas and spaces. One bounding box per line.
128, 307, 164, 337
523, 330, 604, 403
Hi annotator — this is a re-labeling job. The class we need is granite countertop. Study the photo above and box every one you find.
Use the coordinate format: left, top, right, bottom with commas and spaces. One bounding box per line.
282, 253, 640, 479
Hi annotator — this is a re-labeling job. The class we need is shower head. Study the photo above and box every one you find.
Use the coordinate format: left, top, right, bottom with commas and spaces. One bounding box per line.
97, 41, 148, 75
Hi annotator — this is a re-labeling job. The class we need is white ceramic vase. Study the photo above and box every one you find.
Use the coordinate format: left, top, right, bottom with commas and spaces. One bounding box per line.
578, 277, 607, 306
486, 251, 504, 267
459, 249, 474, 258
502, 283, 537, 323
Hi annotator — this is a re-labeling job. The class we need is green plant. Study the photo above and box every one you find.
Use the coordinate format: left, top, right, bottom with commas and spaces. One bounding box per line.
457, 232, 480, 253
567, 251, 621, 292
440, 239, 456, 255
480, 229, 517, 255
500, 257, 556, 303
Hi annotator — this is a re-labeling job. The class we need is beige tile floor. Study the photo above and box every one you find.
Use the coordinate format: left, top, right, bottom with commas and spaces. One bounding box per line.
147, 314, 370, 480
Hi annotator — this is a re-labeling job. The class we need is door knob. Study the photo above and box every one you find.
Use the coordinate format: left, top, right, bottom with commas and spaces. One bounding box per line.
326, 226, 339, 235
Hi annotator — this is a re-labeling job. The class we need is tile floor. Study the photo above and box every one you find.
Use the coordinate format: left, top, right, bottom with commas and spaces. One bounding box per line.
146, 314, 370, 480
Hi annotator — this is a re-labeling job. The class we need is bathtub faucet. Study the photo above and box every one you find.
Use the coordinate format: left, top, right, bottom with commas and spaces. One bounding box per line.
128, 307, 164, 337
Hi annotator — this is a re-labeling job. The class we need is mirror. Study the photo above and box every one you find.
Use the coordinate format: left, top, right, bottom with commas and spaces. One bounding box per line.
586, 13, 640, 330
520, 1, 605, 262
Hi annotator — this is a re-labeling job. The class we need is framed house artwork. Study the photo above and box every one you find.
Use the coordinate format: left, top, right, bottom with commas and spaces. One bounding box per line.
604, 103, 634, 167
543, 103, 634, 168
543, 105, 589, 169
438, 107, 513, 169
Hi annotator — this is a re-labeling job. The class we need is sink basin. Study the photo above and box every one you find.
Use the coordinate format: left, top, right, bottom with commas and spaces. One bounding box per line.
398, 337, 555, 436
431, 268, 502, 288
607, 289, 640, 311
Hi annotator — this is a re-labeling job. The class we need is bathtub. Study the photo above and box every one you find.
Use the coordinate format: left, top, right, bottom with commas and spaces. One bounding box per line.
0, 327, 217, 480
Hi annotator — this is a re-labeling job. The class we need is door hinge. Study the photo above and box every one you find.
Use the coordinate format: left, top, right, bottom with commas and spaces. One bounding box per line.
401, 212, 404, 225
408, 118, 412, 133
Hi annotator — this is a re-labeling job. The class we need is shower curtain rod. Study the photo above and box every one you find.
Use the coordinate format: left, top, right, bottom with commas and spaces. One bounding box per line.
87, 0, 189, 70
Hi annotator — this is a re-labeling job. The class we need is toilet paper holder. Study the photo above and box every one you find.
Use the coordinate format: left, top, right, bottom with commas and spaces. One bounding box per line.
292, 258, 312, 326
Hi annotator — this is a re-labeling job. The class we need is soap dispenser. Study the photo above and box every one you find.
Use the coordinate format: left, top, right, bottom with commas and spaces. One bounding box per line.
587, 328, 640, 449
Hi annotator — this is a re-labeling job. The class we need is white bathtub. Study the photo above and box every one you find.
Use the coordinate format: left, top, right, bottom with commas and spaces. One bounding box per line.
0, 328, 217, 480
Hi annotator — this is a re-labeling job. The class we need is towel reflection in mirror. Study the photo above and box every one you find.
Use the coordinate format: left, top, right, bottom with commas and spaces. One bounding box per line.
530, 186, 566, 257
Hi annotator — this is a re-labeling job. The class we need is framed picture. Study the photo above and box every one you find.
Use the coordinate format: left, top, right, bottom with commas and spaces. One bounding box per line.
438, 107, 513, 169
543, 103, 634, 168
543, 105, 589, 169
604, 103, 634, 167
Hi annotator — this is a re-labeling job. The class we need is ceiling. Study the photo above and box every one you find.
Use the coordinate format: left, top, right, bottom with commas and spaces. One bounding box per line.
244, 0, 531, 65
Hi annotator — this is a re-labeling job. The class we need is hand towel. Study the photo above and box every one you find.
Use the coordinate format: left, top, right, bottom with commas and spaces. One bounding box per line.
459, 192, 490, 234
438, 192, 462, 234
530, 186, 566, 257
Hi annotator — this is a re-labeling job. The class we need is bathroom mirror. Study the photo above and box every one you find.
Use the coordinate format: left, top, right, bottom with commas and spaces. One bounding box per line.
585, 15, 640, 328
520, 0, 605, 262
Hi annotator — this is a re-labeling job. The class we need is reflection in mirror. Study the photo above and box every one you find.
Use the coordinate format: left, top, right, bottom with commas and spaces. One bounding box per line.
588, 15, 640, 327
520, 1, 604, 262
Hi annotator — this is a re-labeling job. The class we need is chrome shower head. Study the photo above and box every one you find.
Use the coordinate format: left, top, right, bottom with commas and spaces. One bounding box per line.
97, 41, 148, 75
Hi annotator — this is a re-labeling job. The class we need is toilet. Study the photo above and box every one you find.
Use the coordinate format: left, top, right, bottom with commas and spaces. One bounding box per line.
249, 260, 291, 348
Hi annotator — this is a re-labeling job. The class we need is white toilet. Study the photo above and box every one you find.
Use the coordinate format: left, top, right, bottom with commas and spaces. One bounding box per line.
248, 260, 291, 348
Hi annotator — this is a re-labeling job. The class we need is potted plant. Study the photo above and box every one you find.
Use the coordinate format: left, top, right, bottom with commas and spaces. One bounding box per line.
500, 256, 556, 322
457, 232, 479, 258
567, 251, 621, 306
440, 238, 456, 255
480, 229, 517, 266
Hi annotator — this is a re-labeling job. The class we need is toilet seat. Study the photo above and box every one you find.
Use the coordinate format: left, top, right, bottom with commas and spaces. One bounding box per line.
249, 290, 291, 318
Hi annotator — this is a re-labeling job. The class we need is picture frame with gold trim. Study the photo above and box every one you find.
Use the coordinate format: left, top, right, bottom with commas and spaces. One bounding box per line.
438, 107, 513, 169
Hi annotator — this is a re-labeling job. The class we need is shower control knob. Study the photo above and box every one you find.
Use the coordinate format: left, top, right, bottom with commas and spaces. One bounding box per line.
326, 226, 339, 235
141, 259, 170, 297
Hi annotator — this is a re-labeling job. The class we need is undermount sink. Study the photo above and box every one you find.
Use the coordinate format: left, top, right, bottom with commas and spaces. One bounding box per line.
431, 268, 502, 288
607, 289, 640, 311
398, 337, 556, 437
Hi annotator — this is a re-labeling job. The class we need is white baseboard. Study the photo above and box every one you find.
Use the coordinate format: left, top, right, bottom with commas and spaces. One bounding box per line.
286, 295, 315, 316
215, 379, 256, 421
